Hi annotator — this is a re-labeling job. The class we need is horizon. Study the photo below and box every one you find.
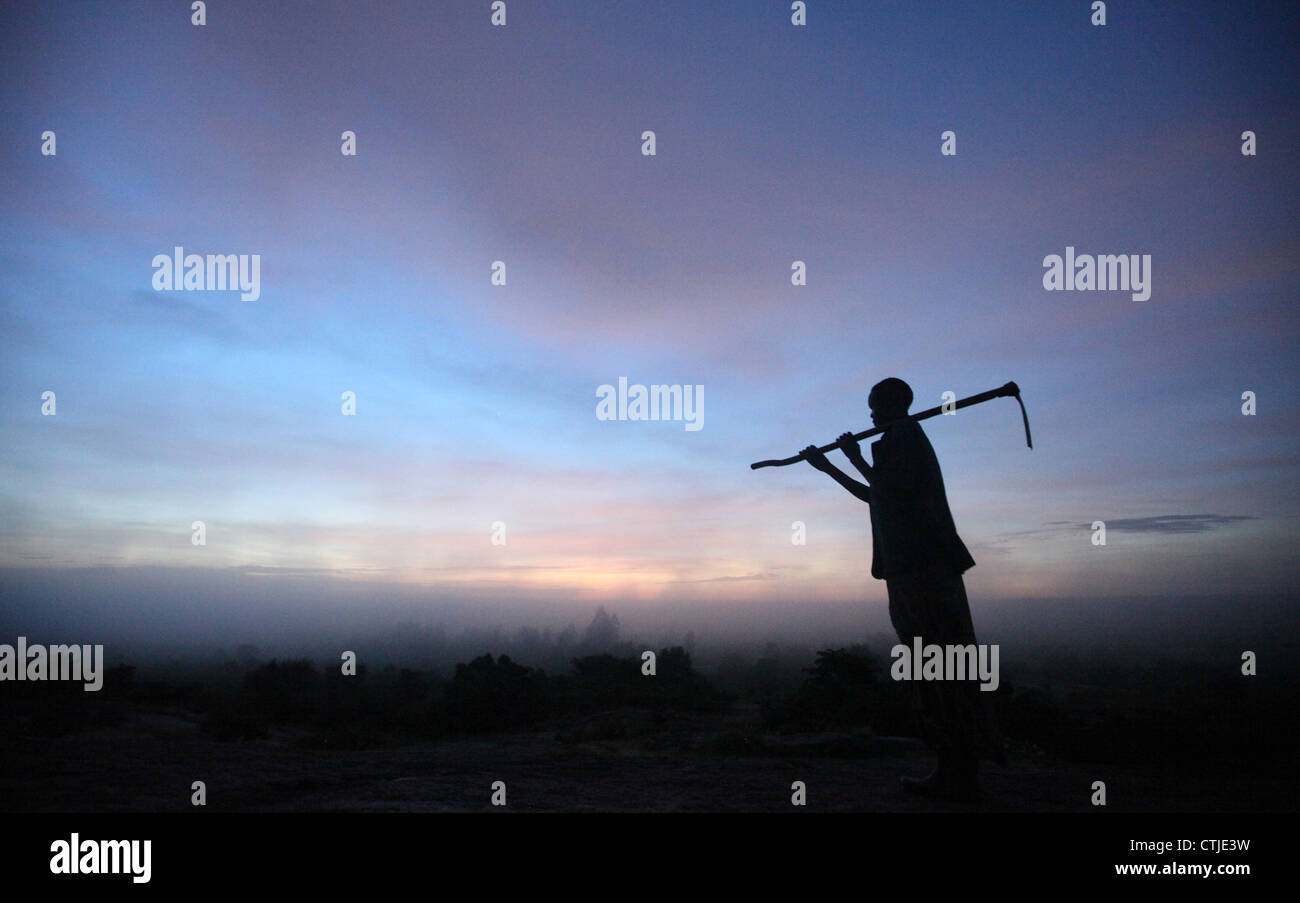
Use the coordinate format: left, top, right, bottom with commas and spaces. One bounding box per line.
1, 564, 1294, 672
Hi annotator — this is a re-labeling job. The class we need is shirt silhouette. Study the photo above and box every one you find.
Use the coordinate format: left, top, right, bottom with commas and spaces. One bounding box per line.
865, 417, 975, 580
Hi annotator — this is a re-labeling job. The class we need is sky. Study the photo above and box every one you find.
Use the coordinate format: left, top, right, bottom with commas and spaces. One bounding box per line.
1, 0, 1297, 631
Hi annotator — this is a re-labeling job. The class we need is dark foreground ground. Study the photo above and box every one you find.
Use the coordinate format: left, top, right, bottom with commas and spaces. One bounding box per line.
3, 703, 1289, 813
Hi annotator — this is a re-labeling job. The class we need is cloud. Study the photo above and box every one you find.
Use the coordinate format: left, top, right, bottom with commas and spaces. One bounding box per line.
124, 289, 255, 346
1046, 514, 1257, 534
664, 572, 775, 584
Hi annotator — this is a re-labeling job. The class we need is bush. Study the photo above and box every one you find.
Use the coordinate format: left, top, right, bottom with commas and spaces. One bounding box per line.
763, 646, 907, 733
439, 653, 550, 735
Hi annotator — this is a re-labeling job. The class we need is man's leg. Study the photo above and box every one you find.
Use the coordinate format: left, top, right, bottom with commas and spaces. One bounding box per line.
927, 573, 1005, 768
887, 573, 957, 795
888, 571, 1003, 799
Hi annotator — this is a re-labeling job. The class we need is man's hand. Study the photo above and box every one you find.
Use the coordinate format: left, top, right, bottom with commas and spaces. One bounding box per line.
838, 431, 873, 482
836, 431, 865, 463
802, 445, 832, 472
803, 443, 871, 503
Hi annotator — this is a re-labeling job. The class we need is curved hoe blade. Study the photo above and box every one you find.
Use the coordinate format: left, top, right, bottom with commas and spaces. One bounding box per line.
1014, 392, 1033, 449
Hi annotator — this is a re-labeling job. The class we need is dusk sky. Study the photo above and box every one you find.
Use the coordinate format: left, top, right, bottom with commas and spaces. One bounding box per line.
2, 0, 1297, 624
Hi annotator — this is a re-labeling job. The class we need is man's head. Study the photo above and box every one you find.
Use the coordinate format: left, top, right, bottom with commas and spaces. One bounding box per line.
868, 377, 913, 426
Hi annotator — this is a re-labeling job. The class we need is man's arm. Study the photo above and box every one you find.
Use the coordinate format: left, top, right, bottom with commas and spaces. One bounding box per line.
835, 431, 874, 483
802, 445, 871, 504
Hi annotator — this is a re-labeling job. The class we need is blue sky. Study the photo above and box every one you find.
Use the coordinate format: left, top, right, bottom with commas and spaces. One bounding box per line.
1, 0, 1297, 612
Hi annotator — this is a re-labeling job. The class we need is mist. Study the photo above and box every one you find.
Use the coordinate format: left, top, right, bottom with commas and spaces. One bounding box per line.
2, 566, 1294, 679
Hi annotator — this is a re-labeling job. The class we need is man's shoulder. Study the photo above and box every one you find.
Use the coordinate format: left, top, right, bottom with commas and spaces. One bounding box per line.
880, 418, 927, 443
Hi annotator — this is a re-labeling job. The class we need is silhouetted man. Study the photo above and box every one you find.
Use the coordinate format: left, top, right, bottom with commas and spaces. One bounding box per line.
803, 377, 1003, 801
